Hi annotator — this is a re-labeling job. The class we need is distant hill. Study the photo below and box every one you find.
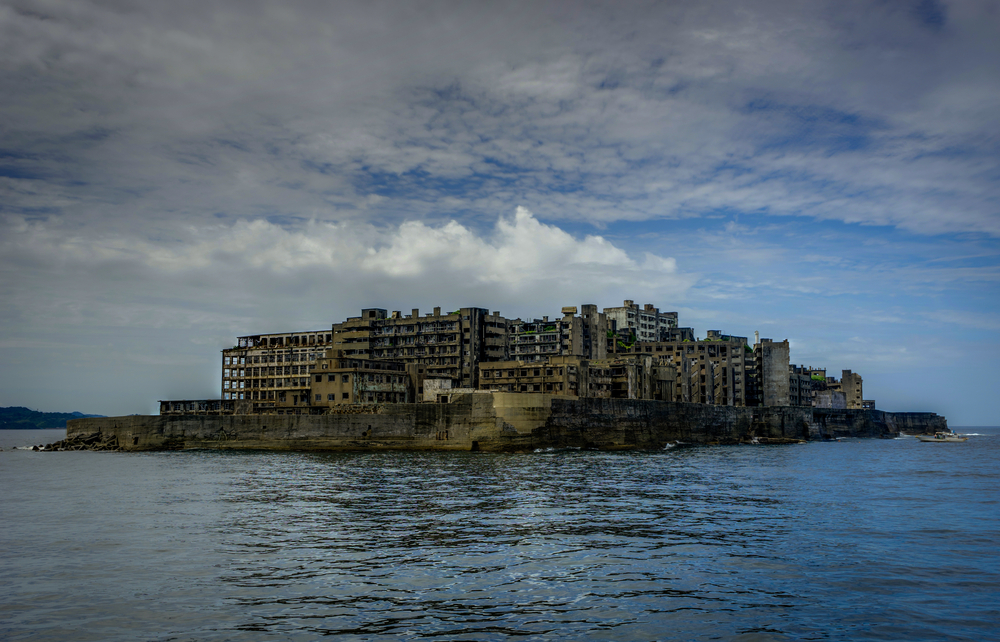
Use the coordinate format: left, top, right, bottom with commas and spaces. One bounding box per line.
0, 406, 105, 429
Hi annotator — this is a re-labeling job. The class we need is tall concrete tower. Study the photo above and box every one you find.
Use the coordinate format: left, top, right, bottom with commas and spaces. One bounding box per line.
757, 338, 790, 407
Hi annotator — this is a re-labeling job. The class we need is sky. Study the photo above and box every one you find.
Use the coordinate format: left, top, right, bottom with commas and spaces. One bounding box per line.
1, 0, 998, 424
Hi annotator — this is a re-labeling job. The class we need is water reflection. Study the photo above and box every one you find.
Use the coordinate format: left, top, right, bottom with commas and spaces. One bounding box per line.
212, 450, 808, 639
6, 433, 998, 640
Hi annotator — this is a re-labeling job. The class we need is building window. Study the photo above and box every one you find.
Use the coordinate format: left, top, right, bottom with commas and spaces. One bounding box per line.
343, 392, 349, 399
327, 394, 334, 401
315, 394, 321, 401
315, 375, 322, 383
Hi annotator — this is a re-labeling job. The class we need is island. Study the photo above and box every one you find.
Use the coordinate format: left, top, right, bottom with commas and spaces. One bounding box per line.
60, 299, 948, 452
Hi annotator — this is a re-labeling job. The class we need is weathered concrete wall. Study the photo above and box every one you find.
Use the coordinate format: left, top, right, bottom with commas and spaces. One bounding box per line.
66, 394, 942, 453
761, 339, 790, 407
541, 398, 814, 448
809, 409, 946, 438
880, 411, 948, 435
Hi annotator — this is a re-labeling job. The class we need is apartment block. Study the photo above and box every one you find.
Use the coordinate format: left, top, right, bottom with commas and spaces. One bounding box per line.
788, 365, 836, 407
609, 331, 750, 406
175, 298, 876, 416
593, 355, 676, 401
221, 330, 334, 414
509, 304, 608, 363
789, 365, 813, 407
840, 370, 864, 409
307, 351, 417, 408
478, 356, 586, 395
478, 354, 675, 401
603, 300, 679, 343
333, 307, 508, 389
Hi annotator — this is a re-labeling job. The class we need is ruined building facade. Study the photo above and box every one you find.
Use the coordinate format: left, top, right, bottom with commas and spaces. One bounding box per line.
603, 300, 679, 343
753, 338, 791, 407
332, 307, 508, 389
171, 297, 871, 416
221, 329, 334, 414
509, 304, 608, 363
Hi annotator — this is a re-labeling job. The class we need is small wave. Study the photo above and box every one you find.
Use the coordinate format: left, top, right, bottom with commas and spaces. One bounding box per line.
533, 446, 581, 453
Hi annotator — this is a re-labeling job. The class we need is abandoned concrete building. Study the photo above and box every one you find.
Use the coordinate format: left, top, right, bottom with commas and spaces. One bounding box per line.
752, 338, 791, 407
598, 355, 676, 401
828, 369, 866, 410
159, 297, 874, 417
332, 307, 507, 389
607, 330, 751, 406
306, 351, 422, 408
789, 365, 814, 407
509, 304, 609, 363
159, 399, 234, 415
477, 354, 675, 402
221, 329, 334, 414
478, 356, 587, 396
603, 300, 679, 343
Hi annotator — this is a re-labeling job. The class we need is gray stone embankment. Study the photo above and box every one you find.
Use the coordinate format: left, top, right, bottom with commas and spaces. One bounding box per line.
881, 411, 949, 435
45, 432, 124, 451
64, 393, 947, 453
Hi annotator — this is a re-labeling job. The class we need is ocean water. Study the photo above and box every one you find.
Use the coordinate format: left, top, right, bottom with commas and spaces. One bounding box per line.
2, 427, 998, 642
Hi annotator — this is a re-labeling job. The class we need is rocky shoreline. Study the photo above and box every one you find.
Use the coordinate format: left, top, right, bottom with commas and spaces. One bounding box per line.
41, 432, 125, 452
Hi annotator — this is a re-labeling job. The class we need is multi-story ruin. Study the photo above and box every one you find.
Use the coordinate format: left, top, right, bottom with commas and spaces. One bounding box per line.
332, 307, 508, 389
477, 354, 675, 401
603, 300, 679, 343
221, 329, 334, 414
509, 304, 608, 363
607, 330, 751, 406
162, 297, 870, 417
753, 338, 791, 407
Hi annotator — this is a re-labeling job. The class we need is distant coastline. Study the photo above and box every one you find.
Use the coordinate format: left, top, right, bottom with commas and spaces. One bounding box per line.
0, 406, 103, 430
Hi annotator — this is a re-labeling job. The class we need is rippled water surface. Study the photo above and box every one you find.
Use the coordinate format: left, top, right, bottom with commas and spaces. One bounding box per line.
2, 428, 999, 641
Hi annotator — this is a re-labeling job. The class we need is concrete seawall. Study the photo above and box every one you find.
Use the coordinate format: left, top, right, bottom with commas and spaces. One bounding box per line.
65, 393, 947, 452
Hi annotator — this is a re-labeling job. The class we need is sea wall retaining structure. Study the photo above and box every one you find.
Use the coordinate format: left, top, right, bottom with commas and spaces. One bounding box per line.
65, 393, 948, 453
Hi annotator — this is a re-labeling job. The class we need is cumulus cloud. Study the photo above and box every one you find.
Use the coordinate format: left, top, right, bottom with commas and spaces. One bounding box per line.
0, 205, 697, 412
2, 206, 686, 294
0, 206, 692, 351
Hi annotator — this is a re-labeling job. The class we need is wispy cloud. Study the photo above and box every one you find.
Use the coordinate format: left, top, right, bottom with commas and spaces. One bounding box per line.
921, 309, 1000, 331
1, 1, 997, 235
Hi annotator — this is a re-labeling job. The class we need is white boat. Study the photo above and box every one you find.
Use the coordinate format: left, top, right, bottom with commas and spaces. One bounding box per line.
915, 432, 968, 443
